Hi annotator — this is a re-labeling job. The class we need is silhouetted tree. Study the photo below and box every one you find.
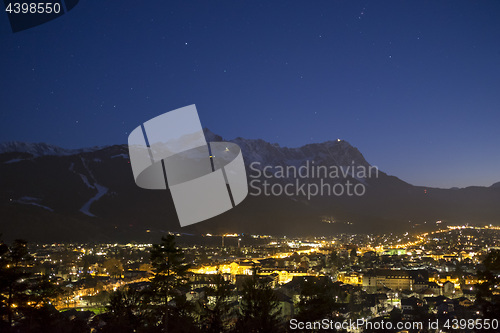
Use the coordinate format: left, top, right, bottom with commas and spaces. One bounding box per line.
102, 287, 143, 333
235, 273, 282, 333
200, 273, 234, 333
0, 239, 63, 332
477, 250, 500, 300
296, 277, 338, 323
149, 235, 192, 331
0, 239, 33, 329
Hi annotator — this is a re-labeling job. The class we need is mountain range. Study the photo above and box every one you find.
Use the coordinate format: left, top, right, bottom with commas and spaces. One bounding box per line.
1, 129, 499, 243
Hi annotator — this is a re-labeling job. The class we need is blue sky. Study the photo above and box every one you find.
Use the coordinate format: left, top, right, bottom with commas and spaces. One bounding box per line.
1, 0, 499, 188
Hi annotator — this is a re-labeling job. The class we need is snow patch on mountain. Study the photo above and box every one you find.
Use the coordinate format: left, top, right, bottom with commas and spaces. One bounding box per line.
69, 162, 94, 189
78, 157, 109, 216
4, 158, 24, 164
80, 183, 108, 217
14, 196, 54, 212
68, 158, 109, 216
111, 153, 129, 159
79, 174, 94, 189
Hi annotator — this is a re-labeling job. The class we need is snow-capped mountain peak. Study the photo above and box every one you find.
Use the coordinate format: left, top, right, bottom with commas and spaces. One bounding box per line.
0, 141, 105, 157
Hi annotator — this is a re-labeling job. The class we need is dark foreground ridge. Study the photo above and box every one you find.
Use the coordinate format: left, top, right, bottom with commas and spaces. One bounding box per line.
1, 130, 499, 242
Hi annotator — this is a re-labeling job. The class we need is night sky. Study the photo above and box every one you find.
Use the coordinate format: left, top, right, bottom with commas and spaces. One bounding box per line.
1, 1, 499, 188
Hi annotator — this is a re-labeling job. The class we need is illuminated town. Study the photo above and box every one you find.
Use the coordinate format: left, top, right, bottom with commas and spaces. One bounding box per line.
2, 224, 498, 331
